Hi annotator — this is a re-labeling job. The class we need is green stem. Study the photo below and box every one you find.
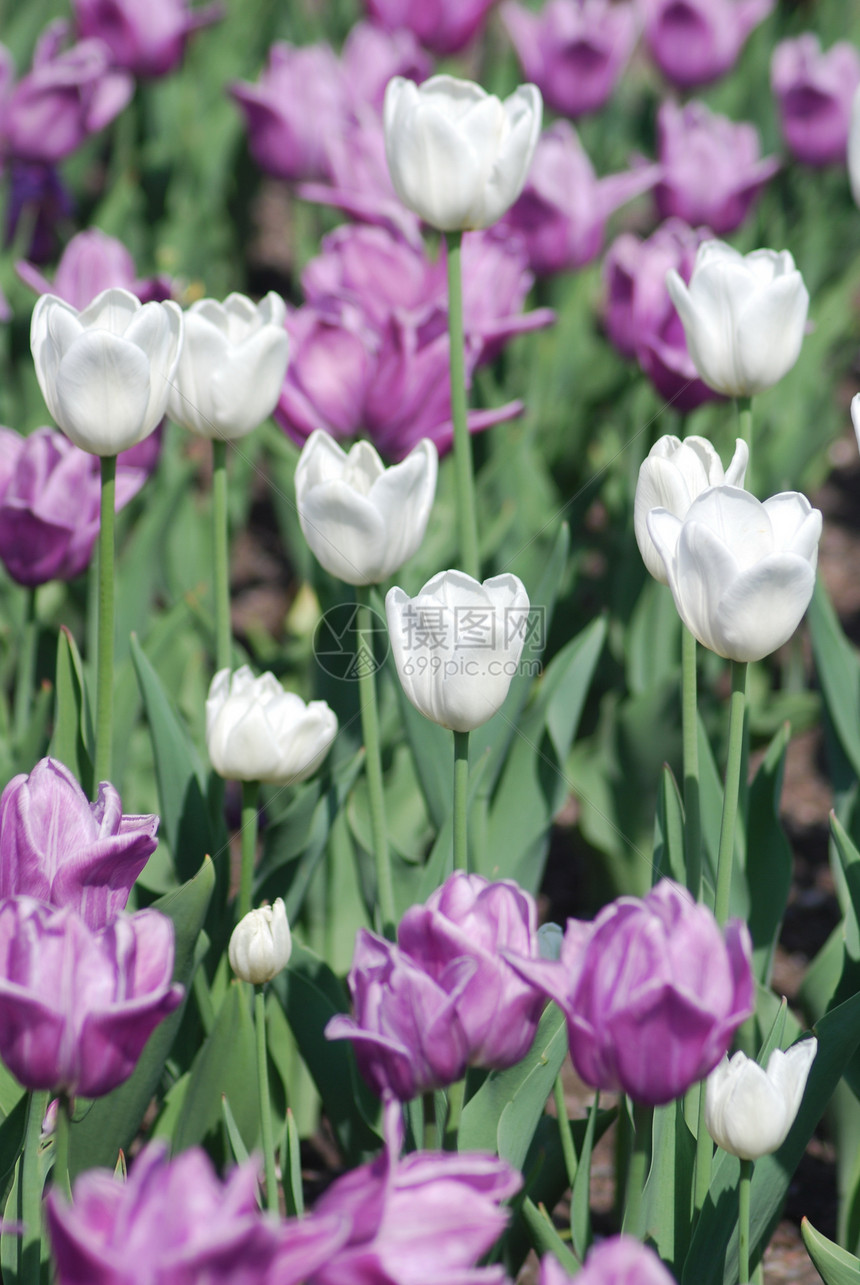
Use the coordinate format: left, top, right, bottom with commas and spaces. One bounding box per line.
737, 397, 753, 489
738, 1158, 753, 1284
445, 231, 480, 581
238, 780, 260, 923
212, 438, 232, 674
692, 1080, 713, 1221
554, 1075, 578, 1190
422, 1092, 435, 1152
20, 1088, 49, 1285
357, 588, 396, 938
623, 1101, 652, 1238
94, 455, 116, 794
681, 626, 702, 899
444, 1077, 465, 1151
714, 662, 748, 926
52, 1094, 72, 1203
453, 730, 470, 873
13, 588, 37, 746
255, 987, 279, 1215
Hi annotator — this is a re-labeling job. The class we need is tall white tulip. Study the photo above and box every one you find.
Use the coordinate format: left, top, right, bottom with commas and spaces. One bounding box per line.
31, 288, 183, 455
666, 240, 809, 396
647, 486, 822, 662
383, 74, 542, 231
167, 292, 289, 440
229, 899, 292, 985
386, 569, 530, 732
295, 431, 437, 586
635, 435, 748, 584
206, 666, 337, 784
705, 1040, 817, 1160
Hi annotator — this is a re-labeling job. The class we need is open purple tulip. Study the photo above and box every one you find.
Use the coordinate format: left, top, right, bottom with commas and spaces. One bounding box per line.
771, 34, 860, 167
397, 872, 545, 1070
0, 898, 183, 1097
311, 1097, 519, 1285
506, 879, 754, 1106
0, 758, 157, 926
540, 1236, 677, 1285
642, 0, 773, 89
17, 226, 173, 308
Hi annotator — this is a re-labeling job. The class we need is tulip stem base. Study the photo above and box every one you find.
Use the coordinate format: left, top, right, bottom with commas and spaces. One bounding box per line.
256, 986, 279, 1215
446, 231, 480, 581
622, 1101, 652, 1239
238, 780, 260, 923
737, 398, 753, 488
94, 454, 116, 795
53, 1094, 72, 1204
212, 438, 233, 674
453, 731, 470, 873
681, 626, 702, 899
714, 661, 748, 925
553, 1075, 578, 1190
444, 1077, 465, 1151
739, 1158, 753, 1283
357, 589, 396, 938
692, 1080, 713, 1222
20, 1088, 49, 1285
13, 588, 37, 747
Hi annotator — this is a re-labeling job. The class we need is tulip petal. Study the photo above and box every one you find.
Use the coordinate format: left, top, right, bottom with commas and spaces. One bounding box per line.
299, 479, 387, 584
55, 332, 151, 454
673, 517, 742, 653
735, 272, 809, 393
714, 553, 816, 661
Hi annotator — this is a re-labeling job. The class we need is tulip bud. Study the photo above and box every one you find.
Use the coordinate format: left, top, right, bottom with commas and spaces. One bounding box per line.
666, 240, 809, 397
386, 569, 530, 732
705, 1039, 817, 1160
295, 431, 437, 585
229, 899, 292, 985
383, 73, 542, 232
167, 292, 289, 441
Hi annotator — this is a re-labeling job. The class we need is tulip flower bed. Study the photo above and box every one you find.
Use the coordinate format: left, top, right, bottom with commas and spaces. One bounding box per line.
4, 0, 860, 1282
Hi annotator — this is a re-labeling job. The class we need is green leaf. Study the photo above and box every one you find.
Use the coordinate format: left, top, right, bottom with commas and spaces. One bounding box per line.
808, 577, 860, 781
641, 1097, 696, 1273
745, 723, 793, 983
50, 626, 94, 796
173, 982, 259, 1154
653, 764, 685, 887
221, 1093, 250, 1166
0, 1095, 28, 1194
68, 857, 215, 1178
801, 1218, 860, 1285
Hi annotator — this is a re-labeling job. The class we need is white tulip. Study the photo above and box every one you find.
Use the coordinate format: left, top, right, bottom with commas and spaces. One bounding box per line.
634, 435, 749, 584
647, 486, 821, 663
167, 292, 289, 440
228, 898, 292, 985
383, 74, 542, 232
666, 240, 809, 397
705, 1039, 817, 1160
295, 432, 437, 586
206, 666, 337, 784
386, 569, 530, 732
851, 393, 860, 457
31, 288, 183, 456
849, 85, 860, 209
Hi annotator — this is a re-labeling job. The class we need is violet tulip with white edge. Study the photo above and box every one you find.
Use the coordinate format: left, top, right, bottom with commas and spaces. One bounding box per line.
647, 486, 821, 663
383, 74, 542, 232
705, 1039, 818, 1159
295, 431, 437, 585
634, 435, 748, 584
666, 240, 809, 397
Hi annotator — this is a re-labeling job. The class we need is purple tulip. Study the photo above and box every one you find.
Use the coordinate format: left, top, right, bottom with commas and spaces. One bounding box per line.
17, 227, 173, 308
642, 0, 774, 89
311, 1096, 519, 1285
506, 879, 754, 1106
540, 1236, 676, 1285
278, 301, 379, 444
341, 21, 432, 113
362, 0, 497, 57
502, 0, 638, 119
0, 426, 157, 587
603, 219, 722, 412
0, 758, 157, 925
500, 121, 660, 277
654, 100, 779, 236
0, 897, 183, 1096
74, 0, 222, 78
397, 872, 545, 1070
47, 1141, 319, 1285
771, 35, 860, 167
4, 161, 74, 266
231, 42, 347, 182
325, 927, 472, 1100
1, 21, 133, 165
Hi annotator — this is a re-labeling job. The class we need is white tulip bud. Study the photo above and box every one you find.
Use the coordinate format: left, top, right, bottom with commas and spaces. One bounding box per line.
383, 74, 542, 232
705, 1039, 817, 1160
229, 899, 292, 985
666, 240, 809, 397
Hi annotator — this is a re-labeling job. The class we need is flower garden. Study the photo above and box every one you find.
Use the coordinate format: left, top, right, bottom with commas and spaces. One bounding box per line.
1, 0, 860, 1281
